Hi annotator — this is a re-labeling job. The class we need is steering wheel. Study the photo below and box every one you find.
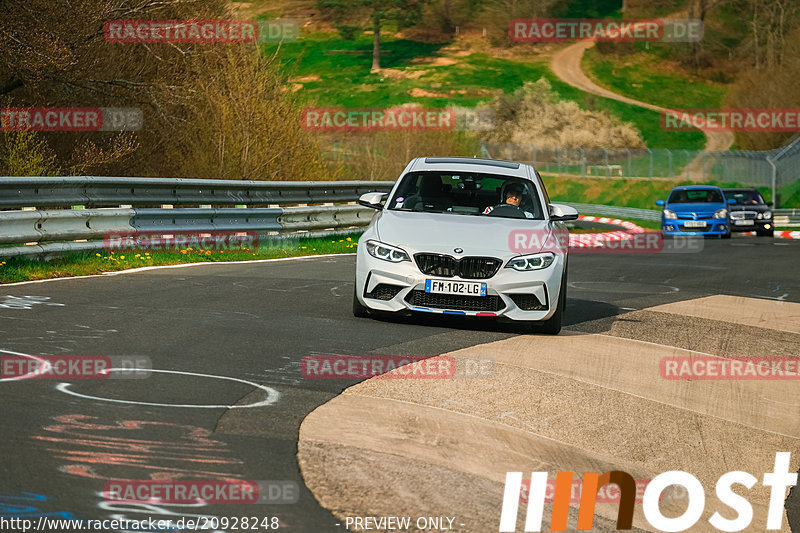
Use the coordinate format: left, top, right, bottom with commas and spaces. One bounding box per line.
485, 203, 527, 219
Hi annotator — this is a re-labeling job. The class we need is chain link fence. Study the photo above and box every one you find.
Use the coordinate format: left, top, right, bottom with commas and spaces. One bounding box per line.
481, 137, 800, 207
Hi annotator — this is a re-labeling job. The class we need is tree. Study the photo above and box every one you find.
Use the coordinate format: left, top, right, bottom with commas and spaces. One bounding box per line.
317, 0, 430, 71
687, 0, 734, 69
0, 0, 323, 178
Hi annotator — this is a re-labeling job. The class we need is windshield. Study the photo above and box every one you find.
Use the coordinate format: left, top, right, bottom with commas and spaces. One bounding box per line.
388, 171, 544, 220
724, 189, 765, 206
668, 189, 724, 204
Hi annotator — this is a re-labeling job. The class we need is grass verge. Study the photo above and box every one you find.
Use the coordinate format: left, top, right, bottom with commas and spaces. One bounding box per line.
265, 32, 703, 149
0, 234, 360, 284
543, 175, 797, 209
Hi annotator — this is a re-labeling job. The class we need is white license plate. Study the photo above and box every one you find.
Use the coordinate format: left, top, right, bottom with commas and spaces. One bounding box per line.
425, 279, 486, 297
683, 221, 707, 228
734, 220, 754, 226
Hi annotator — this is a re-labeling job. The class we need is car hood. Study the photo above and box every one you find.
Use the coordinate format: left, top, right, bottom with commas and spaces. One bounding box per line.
729, 204, 768, 212
374, 210, 552, 256
667, 202, 726, 213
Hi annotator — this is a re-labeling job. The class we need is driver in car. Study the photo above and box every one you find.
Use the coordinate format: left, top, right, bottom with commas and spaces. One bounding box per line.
483, 183, 535, 218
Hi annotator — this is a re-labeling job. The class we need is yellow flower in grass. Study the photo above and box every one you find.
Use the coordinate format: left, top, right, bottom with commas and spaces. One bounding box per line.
96, 253, 101, 257
345, 237, 352, 241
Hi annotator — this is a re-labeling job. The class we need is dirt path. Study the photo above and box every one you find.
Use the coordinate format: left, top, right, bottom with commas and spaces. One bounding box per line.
550, 41, 734, 160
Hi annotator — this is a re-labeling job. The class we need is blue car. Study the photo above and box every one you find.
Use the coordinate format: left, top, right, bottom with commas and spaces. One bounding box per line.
656, 185, 732, 239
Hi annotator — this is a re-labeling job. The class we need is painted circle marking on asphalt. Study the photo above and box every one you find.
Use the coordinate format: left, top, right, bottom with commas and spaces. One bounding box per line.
56, 368, 280, 408
0, 349, 54, 382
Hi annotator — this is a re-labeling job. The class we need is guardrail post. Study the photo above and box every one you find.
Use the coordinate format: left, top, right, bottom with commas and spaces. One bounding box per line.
626, 149, 631, 177
767, 155, 778, 208
701, 152, 707, 181
557, 148, 562, 175
578, 147, 586, 178
646, 148, 653, 179
666, 150, 672, 178
604, 149, 609, 179
684, 150, 691, 179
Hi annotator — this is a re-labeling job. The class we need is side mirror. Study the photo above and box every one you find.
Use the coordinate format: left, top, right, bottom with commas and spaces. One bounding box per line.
727, 198, 737, 205
358, 192, 388, 210
655, 200, 665, 206
549, 203, 579, 221
766, 201, 774, 206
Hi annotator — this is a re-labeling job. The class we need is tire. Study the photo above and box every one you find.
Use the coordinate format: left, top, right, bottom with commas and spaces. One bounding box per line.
352, 287, 369, 318
536, 268, 567, 335
756, 229, 774, 237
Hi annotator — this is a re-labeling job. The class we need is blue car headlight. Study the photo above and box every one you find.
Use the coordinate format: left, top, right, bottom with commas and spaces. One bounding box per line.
365, 240, 410, 263
505, 252, 555, 271
663, 209, 677, 219
713, 209, 727, 219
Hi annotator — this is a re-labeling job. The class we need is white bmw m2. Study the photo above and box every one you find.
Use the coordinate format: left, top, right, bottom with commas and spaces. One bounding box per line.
353, 157, 578, 334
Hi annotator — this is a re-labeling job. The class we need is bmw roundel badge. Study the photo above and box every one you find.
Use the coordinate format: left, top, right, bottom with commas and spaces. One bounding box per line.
454, 248, 463, 254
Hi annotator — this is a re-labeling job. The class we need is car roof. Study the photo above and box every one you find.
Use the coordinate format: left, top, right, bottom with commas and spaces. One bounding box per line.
410, 157, 530, 177
722, 188, 759, 192
670, 185, 724, 191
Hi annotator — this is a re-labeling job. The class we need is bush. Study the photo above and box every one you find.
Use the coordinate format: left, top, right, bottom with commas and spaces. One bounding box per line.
336, 24, 362, 41
0, 131, 60, 176
482, 78, 645, 148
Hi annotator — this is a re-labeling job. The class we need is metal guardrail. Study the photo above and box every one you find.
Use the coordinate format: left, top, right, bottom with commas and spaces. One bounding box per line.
773, 209, 800, 227
0, 177, 394, 259
564, 203, 661, 221
565, 204, 799, 226
0, 177, 395, 209
2, 176, 795, 259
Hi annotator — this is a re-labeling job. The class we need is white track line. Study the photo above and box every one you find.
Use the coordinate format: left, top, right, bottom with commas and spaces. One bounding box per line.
1, 253, 355, 287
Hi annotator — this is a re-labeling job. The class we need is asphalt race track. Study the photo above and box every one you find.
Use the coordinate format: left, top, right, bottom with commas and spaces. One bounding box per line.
1, 236, 799, 532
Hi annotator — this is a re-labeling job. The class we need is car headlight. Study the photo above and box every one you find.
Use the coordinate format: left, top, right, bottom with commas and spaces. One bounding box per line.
713, 209, 727, 219
365, 240, 410, 263
505, 252, 555, 271
663, 209, 677, 219
763, 210, 772, 219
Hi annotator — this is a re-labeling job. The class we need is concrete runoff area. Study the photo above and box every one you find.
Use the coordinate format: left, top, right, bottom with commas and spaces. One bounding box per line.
298, 296, 800, 532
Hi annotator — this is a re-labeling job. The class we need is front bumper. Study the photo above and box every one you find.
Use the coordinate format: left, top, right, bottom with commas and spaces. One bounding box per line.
355, 250, 564, 321
730, 220, 773, 232
662, 220, 729, 235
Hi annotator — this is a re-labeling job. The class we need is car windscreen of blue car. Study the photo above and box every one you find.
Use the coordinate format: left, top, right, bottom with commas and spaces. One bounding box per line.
668, 188, 724, 204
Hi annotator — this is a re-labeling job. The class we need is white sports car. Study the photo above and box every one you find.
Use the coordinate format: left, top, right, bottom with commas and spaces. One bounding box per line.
353, 157, 578, 334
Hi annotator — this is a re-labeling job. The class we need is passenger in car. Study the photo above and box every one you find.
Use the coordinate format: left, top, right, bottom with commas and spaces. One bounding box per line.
406, 175, 450, 211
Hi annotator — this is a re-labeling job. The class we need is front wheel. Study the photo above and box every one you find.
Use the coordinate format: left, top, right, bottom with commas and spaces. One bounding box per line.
353, 287, 369, 318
